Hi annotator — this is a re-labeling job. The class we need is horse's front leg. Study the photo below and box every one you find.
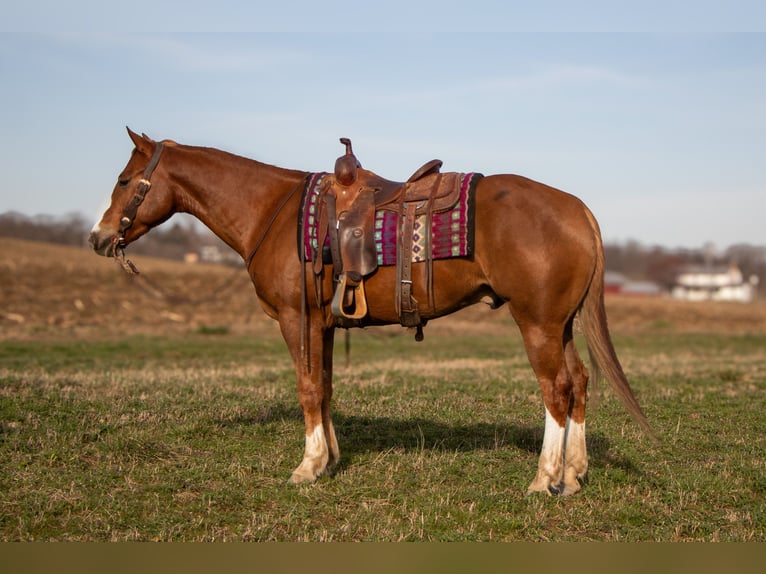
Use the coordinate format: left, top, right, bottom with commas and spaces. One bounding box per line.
281, 313, 338, 484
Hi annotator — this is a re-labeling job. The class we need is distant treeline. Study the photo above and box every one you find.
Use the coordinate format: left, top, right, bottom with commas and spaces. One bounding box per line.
2, 211, 765, 291
604, 241, 766, 292
0, 211, 234, 263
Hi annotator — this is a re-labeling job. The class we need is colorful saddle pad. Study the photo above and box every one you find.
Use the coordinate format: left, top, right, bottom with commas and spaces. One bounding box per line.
299, 172, 481, 266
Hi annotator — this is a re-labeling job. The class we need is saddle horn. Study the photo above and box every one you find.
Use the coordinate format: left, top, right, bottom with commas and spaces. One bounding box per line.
334, 137, 361, 186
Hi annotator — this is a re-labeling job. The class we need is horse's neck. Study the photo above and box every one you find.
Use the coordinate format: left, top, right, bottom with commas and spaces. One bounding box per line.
170, 145, 305, 260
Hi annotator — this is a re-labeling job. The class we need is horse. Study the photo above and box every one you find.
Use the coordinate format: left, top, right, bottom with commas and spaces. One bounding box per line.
90, 128, 652, 495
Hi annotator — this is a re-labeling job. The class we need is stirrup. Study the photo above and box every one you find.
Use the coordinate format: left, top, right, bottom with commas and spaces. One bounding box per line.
331, 272, 368, 320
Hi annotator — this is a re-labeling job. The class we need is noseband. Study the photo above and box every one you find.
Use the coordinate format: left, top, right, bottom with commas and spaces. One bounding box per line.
115, 141, 166, 247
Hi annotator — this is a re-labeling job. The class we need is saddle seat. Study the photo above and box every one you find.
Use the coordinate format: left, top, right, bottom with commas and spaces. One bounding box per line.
313, 138, 465, 338
331, 138, 458, 215
363, 163, 462, 215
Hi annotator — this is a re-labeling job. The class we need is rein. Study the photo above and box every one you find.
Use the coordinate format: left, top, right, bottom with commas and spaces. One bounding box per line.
114, 255, 250, 306
244, 174, 309, 271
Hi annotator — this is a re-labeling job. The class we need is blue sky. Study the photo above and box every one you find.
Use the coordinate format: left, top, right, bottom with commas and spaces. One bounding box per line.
1, 4, 765, 249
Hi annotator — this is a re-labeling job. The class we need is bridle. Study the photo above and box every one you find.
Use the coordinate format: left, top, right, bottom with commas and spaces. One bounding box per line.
114, 141, 166, 252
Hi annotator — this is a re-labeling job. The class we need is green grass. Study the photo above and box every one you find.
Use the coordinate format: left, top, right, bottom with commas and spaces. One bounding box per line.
1, 329, 764, 541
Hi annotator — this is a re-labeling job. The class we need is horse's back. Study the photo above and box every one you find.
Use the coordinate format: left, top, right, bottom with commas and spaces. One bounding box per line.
475, 173, 597, 248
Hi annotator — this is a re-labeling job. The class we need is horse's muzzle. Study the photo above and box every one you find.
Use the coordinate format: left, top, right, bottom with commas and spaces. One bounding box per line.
88, 229, 117, 257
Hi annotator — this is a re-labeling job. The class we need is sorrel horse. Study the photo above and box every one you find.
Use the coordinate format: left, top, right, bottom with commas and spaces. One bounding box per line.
90, 128, 652, 495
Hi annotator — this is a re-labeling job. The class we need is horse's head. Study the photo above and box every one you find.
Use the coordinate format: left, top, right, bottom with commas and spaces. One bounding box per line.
89, 128, 176, 257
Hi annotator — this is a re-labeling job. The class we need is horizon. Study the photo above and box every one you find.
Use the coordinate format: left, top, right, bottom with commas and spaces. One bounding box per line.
3, 209, 765, 255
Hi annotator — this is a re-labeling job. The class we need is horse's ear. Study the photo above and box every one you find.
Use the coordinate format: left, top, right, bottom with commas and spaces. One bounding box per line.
126, 127, 153, 155
127, 126, 141, 145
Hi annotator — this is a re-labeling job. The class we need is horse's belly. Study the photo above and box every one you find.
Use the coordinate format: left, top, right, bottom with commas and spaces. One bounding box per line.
360, 259, 493, 324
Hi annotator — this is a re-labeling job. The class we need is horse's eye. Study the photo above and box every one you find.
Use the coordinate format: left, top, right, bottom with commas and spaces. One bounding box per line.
118, 178, 130, 187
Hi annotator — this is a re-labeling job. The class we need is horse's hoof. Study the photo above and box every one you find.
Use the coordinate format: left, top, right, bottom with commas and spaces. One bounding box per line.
287, 471, 317, 485
557, 482, 582, 496
526, 476, 554, 496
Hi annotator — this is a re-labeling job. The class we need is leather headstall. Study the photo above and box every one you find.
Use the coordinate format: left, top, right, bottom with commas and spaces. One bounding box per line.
115, 141, 166, 246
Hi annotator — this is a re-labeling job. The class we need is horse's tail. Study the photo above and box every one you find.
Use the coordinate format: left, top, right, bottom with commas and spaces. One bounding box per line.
580, 208, 656, 439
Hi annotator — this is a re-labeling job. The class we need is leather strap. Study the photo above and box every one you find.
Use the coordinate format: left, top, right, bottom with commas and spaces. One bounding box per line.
397, 202, 421, 328
424, 174, 440, 312
118, 142, 165, 235
323, 193, 343, 279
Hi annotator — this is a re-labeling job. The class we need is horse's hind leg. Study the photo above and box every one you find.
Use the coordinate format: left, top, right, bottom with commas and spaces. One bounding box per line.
518, 320, 581, 495
562, 326, 589, 494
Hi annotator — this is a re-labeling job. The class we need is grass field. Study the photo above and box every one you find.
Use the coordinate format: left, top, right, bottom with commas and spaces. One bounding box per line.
1, 238, 765, 541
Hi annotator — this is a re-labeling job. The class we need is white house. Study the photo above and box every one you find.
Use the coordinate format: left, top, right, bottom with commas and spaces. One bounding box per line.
672, 263, 759, 302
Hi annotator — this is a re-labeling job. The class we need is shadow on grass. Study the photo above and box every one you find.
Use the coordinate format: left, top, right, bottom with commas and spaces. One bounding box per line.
333, 413, 640, 476
221, 400, 642, 477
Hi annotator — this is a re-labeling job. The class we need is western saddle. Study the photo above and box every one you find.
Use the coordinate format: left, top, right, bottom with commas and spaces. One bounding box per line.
312, 138, 464, 340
